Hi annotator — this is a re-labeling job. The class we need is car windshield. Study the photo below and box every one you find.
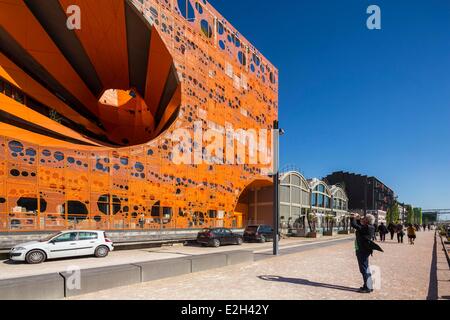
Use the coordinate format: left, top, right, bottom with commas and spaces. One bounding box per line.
40, 232, 62, 242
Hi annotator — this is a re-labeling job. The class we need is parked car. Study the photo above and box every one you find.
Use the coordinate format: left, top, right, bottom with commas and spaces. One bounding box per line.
9, 230, 114, 264
244, 225, 277, 243
197, 228, 243, 247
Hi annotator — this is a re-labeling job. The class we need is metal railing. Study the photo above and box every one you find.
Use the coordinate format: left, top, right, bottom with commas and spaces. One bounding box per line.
0, 212, 242, 232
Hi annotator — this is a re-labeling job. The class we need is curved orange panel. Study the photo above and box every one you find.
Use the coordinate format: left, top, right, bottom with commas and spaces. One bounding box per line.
59, 0, 130, 89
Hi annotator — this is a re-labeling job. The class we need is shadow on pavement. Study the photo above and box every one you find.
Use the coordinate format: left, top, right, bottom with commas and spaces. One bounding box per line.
426, 234, 438, 300
2, 255, 99, 265
258, 275, 360, 293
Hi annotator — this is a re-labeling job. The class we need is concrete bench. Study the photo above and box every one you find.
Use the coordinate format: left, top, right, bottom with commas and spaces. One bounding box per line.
0, 273, 65, 300
133, 258, 192, 282
0, 250, 255, 299
224, 250, 254, 266
188, 253, 228, 273
60, 264, 141, 298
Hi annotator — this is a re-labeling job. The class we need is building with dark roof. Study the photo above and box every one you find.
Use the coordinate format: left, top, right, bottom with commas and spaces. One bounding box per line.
324, 171, 395, 222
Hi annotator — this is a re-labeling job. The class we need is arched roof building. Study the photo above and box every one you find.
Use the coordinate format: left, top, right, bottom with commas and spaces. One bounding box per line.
280, 171, 310, 223
330, 185, 349, 217
309, 178, 332, 216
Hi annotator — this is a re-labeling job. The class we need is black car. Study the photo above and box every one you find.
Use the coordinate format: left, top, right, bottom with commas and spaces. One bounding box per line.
244, 225, 276, 243
197, 228, 243, 247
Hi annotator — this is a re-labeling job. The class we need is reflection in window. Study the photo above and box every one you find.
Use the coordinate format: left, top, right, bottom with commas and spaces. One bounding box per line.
311, 194, 317, 206
78, 232, 98, 240
192, 212, 205, 226
151, 202, 160, 217
163, 207, 172, 219
4, 83, 12, 97
53, 232, 78, 242
63, 201, 88, 220
17, 197, 47, 213
208, 210, 217, 219
318, 195, 324, 207
97, 194, 121, 215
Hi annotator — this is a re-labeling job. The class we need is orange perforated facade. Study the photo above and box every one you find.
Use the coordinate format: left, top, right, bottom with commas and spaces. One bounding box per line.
0, 0, 278, 233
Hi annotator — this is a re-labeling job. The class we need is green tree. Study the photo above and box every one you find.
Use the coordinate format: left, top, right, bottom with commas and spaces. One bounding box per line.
386, 206, 392, 225
406, 205, 414, 225
387, 202, 400, 224
414, 208, 423, 225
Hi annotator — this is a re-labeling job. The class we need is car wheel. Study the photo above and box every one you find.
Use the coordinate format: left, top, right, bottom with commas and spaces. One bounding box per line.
259, 236, 266, 243
236, 238, 243, 246
94, 246, 109, 258
25, 250, 46, 264
212, 239, 221, 248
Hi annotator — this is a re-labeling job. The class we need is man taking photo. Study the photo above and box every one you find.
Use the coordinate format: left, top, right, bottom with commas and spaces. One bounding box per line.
350, 213, 378, 293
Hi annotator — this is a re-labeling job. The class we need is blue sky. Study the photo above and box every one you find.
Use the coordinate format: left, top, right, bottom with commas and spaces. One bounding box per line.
208, 0, 450, 209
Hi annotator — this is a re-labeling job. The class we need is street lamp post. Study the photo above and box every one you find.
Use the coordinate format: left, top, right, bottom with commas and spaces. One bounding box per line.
272, 120, 280, 256
272, 120, 283, 256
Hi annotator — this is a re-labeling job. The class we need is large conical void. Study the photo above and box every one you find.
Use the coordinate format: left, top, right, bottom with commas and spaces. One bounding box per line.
0, 0, 181, 147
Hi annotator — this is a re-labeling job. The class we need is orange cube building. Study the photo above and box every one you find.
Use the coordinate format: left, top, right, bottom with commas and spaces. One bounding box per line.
0, 0, 278, 236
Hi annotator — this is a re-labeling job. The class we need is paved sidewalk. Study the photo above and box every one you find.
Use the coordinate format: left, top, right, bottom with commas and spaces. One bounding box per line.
70, 231, 443, 300
0, 235, 351, 280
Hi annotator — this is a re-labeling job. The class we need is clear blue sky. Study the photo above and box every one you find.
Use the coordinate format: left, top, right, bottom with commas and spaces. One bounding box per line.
209, 0, 450, 209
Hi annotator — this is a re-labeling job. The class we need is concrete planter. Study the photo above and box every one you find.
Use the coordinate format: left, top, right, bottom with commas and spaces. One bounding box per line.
323, 230, 336, 237
350, 229, 356, 234
289, 229, 307, 237
306, 231, 321, 238
338, 230, 351, 235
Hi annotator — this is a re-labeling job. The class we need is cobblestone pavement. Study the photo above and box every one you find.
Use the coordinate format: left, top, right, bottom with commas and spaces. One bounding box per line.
71, 231, 445, 300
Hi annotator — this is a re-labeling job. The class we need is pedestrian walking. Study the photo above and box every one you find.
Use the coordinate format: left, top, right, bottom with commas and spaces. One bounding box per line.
407, 224, 417, 245
350, 214, 383, 294
378, 222, 388, 242
373, 222, 378, 241
388, 223, 396, 240
396, 223, 405, 244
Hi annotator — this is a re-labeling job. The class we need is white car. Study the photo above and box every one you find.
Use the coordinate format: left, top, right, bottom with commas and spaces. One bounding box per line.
9, 230, 114, 264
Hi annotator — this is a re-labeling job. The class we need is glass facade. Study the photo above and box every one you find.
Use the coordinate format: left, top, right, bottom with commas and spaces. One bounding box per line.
310, 180, 331, 211
279, 172, 311, 224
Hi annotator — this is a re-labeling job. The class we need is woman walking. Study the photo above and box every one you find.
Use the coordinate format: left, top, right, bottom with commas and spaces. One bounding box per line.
407, 224, 417, 245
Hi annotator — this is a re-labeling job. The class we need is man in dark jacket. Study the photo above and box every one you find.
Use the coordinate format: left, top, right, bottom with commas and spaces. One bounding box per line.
388, 223, 396, 240
396, 223, 405, 243
351, 214, 376, 293
378, 223, 388, 242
